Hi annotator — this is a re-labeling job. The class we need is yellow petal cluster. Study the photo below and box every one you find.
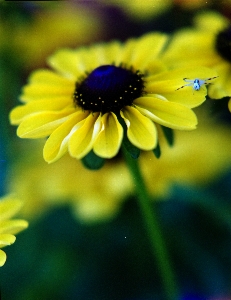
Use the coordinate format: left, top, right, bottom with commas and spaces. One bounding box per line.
7, 109, 231, 223
0, 197, 28, 266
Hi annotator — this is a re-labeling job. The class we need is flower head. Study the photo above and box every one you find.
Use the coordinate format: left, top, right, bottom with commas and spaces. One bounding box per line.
0, 196, 28, 266
10, 33, 215, 163
162, 11, 231, 110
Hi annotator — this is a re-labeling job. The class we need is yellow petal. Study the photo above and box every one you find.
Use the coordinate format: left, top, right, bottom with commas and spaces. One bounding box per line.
69, 113, 101, 159
43, 111, 89, 163
20, 69, 74, 102
0, 249, 6, 266
0, 198, 22, 221
48, 49, 85, 79
81, 43, 122, 69
21, 83, 74, 102
121, 33, 168, 69
162, 31, 219, 68
146, 66, 218, 83
0, 234, 16, 248
194, 11, 229, 33
17, 108, 75, 138
93, 112, 123, 158
0, 220, 29, 235
145, 77, 208, 108
147, 66, 220, 105
120, 106, 157, 150
26, 69, 74, 85
135, 97, 197, 130
208, 62, 231, 99
102, 42, 123, 65
10, 98, 72, 124
134, 33, 168, 69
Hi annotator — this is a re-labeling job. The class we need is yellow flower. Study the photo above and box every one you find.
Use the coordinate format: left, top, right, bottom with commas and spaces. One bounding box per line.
162, 11, 231, 110
98, 0, 212, 22
0, 196, 28, 266
10, 33, 216, 162
99, 0, 211, 21
100, 0, 172, 20
13, 3, 103, 69
0, 2, 103, 69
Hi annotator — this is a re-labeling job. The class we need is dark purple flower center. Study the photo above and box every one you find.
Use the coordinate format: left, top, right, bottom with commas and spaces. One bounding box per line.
73, 65, 145, 114
215, 25, 231, 63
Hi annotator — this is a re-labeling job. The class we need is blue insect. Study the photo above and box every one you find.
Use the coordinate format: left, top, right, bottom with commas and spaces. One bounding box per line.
176, 76, 218, 91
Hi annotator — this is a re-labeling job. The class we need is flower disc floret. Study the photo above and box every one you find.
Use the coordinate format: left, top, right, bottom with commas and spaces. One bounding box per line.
74, 65, 145, 114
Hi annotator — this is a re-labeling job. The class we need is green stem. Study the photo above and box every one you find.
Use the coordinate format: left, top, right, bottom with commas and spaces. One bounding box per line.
122, 146, 179, 300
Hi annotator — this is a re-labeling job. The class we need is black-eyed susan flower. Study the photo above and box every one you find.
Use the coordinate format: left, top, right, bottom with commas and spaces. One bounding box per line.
0, 196, 28, 266
162, 11, 231, 110
10, 33, 216, 163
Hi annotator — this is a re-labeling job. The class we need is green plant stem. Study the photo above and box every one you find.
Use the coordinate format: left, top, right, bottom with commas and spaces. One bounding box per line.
122, 146, 179, 300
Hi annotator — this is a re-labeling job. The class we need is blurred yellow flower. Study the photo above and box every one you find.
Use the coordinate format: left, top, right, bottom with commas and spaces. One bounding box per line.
1, 2, 103, 69
162, 11, 231, 110
0, 196, 28, 266
6, 140, 132, 223
142, 109, 231, 197
10, 32, 216, 163
100, 0, 172, 20
99, 0, 212, 21
7, 108, 231, 223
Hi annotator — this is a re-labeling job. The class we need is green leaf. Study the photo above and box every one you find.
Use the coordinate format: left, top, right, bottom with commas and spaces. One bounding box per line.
153, 143, 161, 158
122, 136, 140, 159
81, 150, 105, 170
161, 126, 174, 146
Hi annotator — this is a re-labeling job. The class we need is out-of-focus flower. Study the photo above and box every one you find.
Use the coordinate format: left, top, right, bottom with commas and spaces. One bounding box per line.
1, 2, 103, 69
6, 140, 132, 223
0, 196, 28, 266
10, 32, 216, 163
162, 11, 231, 110
100, 0, 172, 20
141, 107, 231, 198
7, 107, 231, 223
99, 0, 212, 21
